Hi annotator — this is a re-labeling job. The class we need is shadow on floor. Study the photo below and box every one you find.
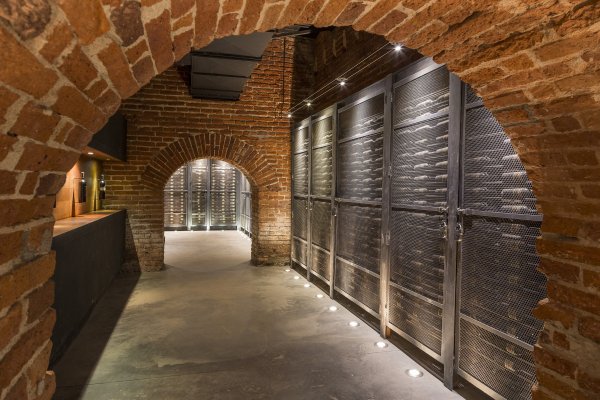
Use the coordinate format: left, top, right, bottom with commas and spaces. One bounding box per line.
52, 272, 140, 400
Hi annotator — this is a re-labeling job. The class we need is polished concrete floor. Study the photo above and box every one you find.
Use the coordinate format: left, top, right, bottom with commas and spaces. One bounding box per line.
53, 231, 463, 400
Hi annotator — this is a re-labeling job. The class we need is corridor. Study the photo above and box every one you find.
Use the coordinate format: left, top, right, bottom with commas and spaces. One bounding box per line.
52, 231, 461, 400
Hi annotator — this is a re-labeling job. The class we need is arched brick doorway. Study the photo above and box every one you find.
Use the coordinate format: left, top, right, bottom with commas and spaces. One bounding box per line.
0, 1, 599, 399
136, 133, 284, 268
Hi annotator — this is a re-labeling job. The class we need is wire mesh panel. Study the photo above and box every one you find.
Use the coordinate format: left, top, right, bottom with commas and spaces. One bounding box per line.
336, 203, 381, 274
190, 191, 207, 228
338, 94, 384, 201
459, 85, 545, 399
190, 160, 208, 228
311, 199, 331, 281
210, 191, 237, 226
164, 166, 187, 229
393, 66, 449, 125
311, 146, 332, 196
459, 319, 537, 400
463, 106, 537, 215
292, 198, 308, 268
390, 210, 445, 304
392, 117, 449, 207
389, 285, 443, 355
336, 258, 380, 314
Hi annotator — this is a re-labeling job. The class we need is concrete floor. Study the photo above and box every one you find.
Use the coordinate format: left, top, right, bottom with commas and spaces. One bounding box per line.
53, 231, 463, 400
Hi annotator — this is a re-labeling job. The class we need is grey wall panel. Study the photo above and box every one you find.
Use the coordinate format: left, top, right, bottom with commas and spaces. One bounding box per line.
337, 134, 384, 201
311, 199, 331, 250
339, 94, 384, 141
293, 238, 307, 266
293, 152, 309, 194
311, 245, 330, 281
311, 146, 332, 196
335, 258, 380, 313
294, 126, 309, 153
292, 198, 308, 240
312, 116, 333, 147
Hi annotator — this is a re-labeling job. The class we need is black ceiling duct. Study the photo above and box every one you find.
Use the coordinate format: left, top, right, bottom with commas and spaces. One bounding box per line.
178, 32, 274, 101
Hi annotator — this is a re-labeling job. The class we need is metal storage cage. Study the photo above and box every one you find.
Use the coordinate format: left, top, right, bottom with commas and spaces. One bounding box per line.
164, 159, 247, 231
290, 57, 546, 400
239, 175, 252, 237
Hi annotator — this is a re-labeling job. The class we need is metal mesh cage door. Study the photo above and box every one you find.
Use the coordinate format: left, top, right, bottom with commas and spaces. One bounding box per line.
164, 166, 187, 229
388, 65, 450, 361
190, 159, 208, 229
457, 86, 546, 400
292, 121, 310, 269
334, 92, 384, 316
209, 160, 238, 229
240, 175, 252, 236
310, 112, 334, 283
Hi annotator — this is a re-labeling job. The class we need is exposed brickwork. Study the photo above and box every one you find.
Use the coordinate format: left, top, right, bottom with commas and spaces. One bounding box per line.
104, 38, 295, 271
0, 1, 598, 399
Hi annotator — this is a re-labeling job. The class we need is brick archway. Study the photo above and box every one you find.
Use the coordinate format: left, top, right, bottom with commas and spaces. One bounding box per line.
139, 133, 283, 268
1, 1, 599, 399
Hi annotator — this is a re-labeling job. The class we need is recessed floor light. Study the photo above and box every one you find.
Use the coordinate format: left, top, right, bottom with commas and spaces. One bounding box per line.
316, 294, 324, 299
406, 368, 423, 378
328, 305, 338, 312
348, 321, 359, 327
375, 341, 388, 349
293, 276, 300, 280
303, 283, 310, 288
284, 268, 290, 272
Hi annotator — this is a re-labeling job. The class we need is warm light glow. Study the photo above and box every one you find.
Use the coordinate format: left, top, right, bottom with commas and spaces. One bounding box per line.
406, 368, 424, 378
339, 79, 346, 86
87, 152, 94, 155
293, 276, 300, 280
284, 268, 290, 272
316, 294, 324, 299
348, 321, 359, 327
306, 101, 312, 107
394, 44, 403, 51
328, 305, 337, 312
375, 341, 388, 348
303, 283, 310, 288
287, 113, 292, 118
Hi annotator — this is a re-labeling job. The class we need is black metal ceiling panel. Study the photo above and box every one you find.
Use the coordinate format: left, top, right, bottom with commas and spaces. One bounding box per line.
189, 32, 274, 100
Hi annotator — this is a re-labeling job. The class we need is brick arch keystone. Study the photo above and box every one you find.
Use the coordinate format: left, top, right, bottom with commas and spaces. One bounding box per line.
0, 1, 599, 399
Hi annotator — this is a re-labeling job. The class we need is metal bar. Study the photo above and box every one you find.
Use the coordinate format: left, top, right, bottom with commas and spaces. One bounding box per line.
334, 287, 380, 318
389, 281, 443, 308
387, 323, 443, 362
391, 203, 447, 213
329, 105, 339, 299
456, 370, 507, 400
392, 109, 450, 131
291, 256, 308, 270
306, 114, 313, 281
457, 208, 543, 222
441, 72, 462, 389
294, 194, 309, 199
310, 270, 330, 285
310, 242, 330, 254
206, 159, 211, 230
191, 51, 262, 62
336, 127, 384, 145
293, 236, 308, 244
310, 194, 331, 201
334, 198, 382, 207
379, 74, 393, 338
465, 99, 484, 110
186, 163, 192, 230
335, 256, 380, 279
312, 142, 333, 151
459, 313, 534, 351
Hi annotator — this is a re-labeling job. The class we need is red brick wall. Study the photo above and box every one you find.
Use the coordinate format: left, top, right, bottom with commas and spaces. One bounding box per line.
105, 38, 296, 270
0, 1, 599, 399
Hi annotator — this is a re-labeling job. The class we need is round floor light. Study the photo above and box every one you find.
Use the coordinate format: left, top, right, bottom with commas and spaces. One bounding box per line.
303, 283, 310, 288
328, 305, 338, 312
348, 321, 359, 327
375, 341, 388, 349
284, 268, 290, 272
406, 368, 424, 378
293, 276, 300, 280
316, 294, 324, 299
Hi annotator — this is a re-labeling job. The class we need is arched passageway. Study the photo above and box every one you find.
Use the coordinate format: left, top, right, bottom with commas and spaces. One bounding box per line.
0, 2, 599, 400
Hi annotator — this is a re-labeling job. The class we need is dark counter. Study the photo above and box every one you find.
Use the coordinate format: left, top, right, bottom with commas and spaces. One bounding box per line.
50, 210, 126, 363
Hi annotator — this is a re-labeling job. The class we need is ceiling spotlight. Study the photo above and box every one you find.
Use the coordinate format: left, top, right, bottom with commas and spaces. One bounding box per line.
406, 368, 424, 378
87, 152, 94, 155
394, 44, 403, 51
328, 305, 338, 312
305, 101, 312, 107
303, 283, 310, 288
287, 113, 292, 118
348, 321, 359, 327
316, 294, 324, 299
375, 341, 388, 349
337, 78, 346, 86
293, 276, 300, 280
